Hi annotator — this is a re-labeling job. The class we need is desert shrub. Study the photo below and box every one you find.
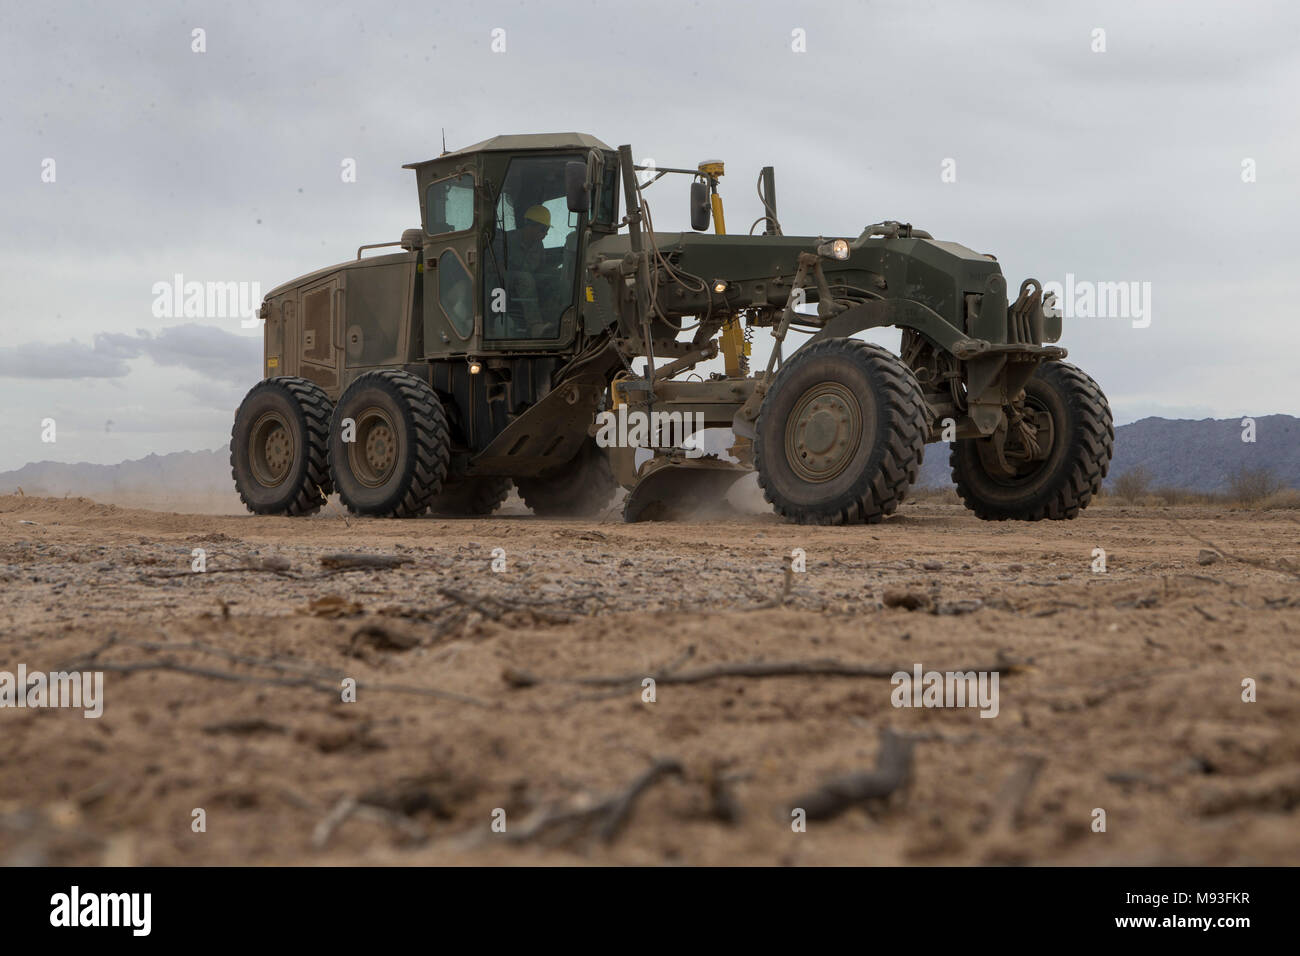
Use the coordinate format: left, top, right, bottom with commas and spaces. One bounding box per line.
1226, 466, 1286, 504
1111, 466, 1153, 502
1259, 488, 1300, 510
1152, 486, 1215, 506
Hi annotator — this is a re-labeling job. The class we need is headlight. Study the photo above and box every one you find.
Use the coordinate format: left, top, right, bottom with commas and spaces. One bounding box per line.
818, 238, 850, 260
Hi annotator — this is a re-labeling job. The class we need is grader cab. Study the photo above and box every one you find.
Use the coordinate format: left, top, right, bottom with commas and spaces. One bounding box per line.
231, 132, 1113, 523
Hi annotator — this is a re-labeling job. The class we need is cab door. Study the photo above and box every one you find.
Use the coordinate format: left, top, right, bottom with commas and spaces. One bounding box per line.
421, 171, 479, 357
480, 153, 583, 350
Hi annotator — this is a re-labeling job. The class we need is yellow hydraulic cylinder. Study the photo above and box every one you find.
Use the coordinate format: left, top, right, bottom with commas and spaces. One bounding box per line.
720, 318, 749, 377
698, 159, 748, 377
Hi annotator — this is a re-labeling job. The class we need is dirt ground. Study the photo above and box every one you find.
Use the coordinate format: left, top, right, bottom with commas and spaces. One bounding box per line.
1, 488, 1297, 866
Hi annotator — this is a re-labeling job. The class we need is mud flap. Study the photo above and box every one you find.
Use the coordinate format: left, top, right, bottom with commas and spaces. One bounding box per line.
622, 456, 751, 522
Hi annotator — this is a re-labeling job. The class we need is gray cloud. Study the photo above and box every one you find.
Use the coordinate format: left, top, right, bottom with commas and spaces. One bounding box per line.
0, 324, 260, 383
0, 0, 1297, 471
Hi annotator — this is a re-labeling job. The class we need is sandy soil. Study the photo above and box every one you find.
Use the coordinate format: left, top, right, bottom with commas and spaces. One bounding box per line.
1, 490, 1297, 866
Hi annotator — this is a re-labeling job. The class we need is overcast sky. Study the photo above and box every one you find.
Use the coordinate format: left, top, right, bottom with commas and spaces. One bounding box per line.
2, 0, 1297, 472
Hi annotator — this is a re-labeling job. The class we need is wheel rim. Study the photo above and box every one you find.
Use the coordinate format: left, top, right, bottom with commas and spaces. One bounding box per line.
980, 397, 1057, 487
249, 412, 294, 487
784, 382, 863, 483
349, 406, 399, 488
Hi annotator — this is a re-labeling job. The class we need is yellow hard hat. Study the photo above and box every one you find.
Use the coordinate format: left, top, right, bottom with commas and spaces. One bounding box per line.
523, 205, 551, 228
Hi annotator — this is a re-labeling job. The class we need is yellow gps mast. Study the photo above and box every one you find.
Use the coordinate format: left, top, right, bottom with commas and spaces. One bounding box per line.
698, 159, 726, 234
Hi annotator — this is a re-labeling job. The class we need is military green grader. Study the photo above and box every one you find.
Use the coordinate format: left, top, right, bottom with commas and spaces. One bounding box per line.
231, 132, 1113, 523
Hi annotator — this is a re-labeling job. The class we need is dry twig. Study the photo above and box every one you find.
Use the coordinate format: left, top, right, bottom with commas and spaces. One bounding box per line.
788, 729, 914, 821
505, 759, 684, 845
319, 553, 412, 570
504, 655, 1015, 690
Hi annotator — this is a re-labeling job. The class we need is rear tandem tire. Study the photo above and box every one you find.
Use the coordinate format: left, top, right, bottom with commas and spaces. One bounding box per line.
426, 477, 512, 516
949, 361, 1113, 520
754, 337, 927, 525
328, 369, 451, 517
515, 438, 617, 517
230, 376, 333, 516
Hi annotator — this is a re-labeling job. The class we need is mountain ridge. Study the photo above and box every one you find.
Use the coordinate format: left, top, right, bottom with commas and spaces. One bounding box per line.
915, 413, 1299, 490
2, 415, 1296, 505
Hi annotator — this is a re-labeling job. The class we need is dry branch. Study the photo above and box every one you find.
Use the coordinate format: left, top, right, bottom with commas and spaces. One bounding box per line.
992, 754, 1046, 831
69, 649, 492, 708
504, 654, 1016, 690
506, 758, 683, 845
437, 587, 505, 620
140, 566, 299, 581
789, 729, 914, 821
318, 553, 413, 570
311, 797, 358, 849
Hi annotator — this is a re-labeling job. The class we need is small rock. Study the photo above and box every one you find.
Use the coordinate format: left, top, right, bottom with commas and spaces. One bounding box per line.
921, 560, 943, 571
882, 589, 928, 611
1197, 549, 1221, 566
350, 624, 420, 652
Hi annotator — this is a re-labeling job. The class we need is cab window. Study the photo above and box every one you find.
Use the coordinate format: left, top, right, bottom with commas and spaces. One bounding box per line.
426, 174, 475, 235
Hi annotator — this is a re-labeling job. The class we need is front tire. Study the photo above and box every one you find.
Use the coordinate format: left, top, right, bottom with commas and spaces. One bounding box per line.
329, 370, 450, 517
950, 361, 1113, 520
230, 376, 332, 515
755, 338, 926, 525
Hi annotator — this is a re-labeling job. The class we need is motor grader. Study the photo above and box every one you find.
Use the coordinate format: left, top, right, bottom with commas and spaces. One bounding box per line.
231, 132, 1113, 523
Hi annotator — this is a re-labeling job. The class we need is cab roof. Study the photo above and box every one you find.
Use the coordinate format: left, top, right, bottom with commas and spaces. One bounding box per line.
402, 132, 613, 171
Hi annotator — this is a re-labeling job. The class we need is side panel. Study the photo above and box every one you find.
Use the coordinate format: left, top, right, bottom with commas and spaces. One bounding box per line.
343, 257, 412, 371
297, 277, 342, 394
261, 253, 416, 398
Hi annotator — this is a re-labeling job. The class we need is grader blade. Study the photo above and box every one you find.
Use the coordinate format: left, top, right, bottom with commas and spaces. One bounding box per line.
622, 456, 750, 522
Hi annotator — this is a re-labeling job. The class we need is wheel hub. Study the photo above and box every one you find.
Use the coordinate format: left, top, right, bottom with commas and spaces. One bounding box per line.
249, 412, 294, 487
786, 383, 862, 482
980, 399, 1057, 483
350, 408, 399, 487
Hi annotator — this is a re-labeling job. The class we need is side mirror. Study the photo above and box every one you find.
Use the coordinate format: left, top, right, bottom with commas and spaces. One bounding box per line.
565, 161, 589, 214
689, 181, 711, 232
